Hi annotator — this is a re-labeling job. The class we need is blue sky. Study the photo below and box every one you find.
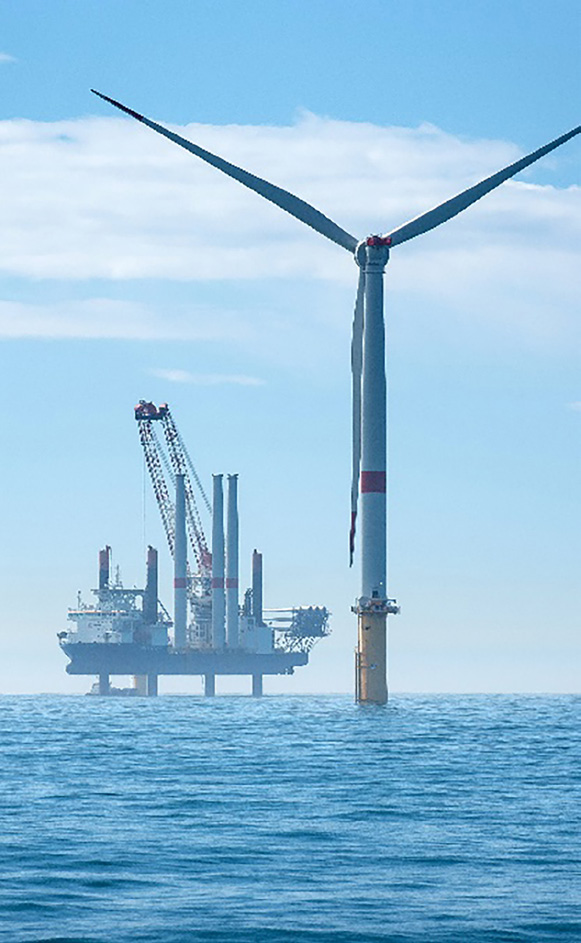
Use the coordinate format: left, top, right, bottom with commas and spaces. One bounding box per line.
0, 1, 579, 693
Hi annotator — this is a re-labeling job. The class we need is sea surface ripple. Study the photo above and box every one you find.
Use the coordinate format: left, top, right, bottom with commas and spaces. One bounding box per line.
0, 694, 579, 942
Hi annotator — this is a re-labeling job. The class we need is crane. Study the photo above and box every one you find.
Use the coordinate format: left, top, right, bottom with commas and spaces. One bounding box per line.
135, 399, 331, 658
135, 400, 212, 646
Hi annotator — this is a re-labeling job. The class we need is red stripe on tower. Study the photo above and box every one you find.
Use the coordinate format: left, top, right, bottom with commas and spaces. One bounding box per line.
225, 578, 239, 589
360, 471, 386, 493
211, 577, 224, 589
174, 577, 187, 589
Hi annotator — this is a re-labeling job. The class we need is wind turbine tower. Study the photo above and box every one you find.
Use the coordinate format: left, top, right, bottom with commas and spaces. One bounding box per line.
91, 90, 579, 704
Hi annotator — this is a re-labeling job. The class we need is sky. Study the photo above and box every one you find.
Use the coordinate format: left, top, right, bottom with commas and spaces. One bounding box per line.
0, 0, 579, 694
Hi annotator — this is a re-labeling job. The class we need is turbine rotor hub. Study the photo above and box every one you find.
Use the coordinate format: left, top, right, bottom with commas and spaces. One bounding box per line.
354, 237, 391, 269
357, 236, 390, 271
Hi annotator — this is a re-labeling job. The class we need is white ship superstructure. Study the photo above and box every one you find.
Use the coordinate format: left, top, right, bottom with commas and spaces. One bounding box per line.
61, 545, 170, 649
66, 600, 169, 647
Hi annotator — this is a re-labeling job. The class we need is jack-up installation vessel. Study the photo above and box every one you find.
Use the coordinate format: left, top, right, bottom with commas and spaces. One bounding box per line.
59, 402, 330, 696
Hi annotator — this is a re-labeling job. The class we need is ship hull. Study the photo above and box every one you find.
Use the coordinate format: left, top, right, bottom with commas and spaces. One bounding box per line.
61, 642, 307, 676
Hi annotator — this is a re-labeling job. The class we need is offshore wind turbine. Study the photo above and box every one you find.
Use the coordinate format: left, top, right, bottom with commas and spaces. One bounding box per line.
92, 89, 580, 704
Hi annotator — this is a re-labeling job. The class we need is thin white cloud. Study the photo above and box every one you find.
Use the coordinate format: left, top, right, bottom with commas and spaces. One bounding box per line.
568, 402, 581, 412
151, 368, 264, 386
0, 114, 578, 283
0, 298, 252, 341
0, 114, 578, 345
0, 295, 332, 366
0, 53, 15, 64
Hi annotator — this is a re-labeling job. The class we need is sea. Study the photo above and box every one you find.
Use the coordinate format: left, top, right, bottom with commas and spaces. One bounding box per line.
0, 694, 579, 943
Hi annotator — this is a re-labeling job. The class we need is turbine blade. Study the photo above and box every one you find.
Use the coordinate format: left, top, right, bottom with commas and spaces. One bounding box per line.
91, 90, 358, 253
385, 124, 581, 247
349, 267, 365, 566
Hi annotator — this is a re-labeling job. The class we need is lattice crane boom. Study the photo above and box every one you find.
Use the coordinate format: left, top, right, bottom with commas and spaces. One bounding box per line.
135, 401, 211, 576
137, 417, 176, 558
159, 409, 211, 571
